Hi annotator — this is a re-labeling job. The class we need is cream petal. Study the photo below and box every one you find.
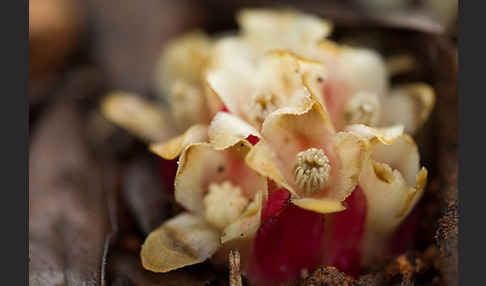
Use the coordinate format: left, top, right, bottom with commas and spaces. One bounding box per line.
175, 143, 266, 214
141, 212, 220, 273
214, 191, 265, 270
208, 112, 261, 150
258, 51, 311, 96
381, 83, 435, 134
202, 73, 225, 117
207, 47, 328, 129
154, 31, 211, 96
360, 162, 427, 262
261, 101, 359, 200
261, 99, 334, 149
245, 141, 297, 196
358, 134, 427, 263
361, 161, 425, 224
207, 36, 258, 71
291, 198, 345, 214
221, 191, 264, 244
211, 190, 266, 270
205, 66, 254, 121
237, 9, 333, 55
329, 47, 388, 98
153, 32, 213, 131
343, 92, 381, 127
149, 124, 208, 160
205, 37, 258, 121
100, 91, 175, 142
244, 100, 329, 197
167, 81, 211, 131
329, 132, 368, 201
369, 134, 421, 186
298, 56, 329, 105
257, 51, 324, 109
211, 192, 266, 273
346, 124, 404, 145
318, 45, 388, 130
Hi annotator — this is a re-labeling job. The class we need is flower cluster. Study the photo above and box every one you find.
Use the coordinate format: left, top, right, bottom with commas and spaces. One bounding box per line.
101, 9, 434, 286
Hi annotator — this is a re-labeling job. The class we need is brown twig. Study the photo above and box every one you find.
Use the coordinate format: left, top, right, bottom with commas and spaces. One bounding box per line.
229, 250, 242, 286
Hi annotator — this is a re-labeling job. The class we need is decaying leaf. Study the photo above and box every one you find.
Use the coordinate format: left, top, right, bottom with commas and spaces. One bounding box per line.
122, 156, 175, 235
29, 101, 113, 285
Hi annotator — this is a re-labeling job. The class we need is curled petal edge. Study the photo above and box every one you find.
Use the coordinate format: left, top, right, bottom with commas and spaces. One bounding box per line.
208, 112, 261, 150
149, 124, 208, 160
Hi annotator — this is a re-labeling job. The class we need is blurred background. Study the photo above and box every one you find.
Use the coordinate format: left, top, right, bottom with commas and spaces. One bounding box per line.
29, 1, 458, 285
29, 0, 457, 106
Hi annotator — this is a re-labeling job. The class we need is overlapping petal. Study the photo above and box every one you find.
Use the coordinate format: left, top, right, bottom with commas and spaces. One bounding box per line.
346, 125, 427, 262
208, 112, 261, 150
206, 50, 323, 129
146, 116, 268, 275
174, 139, 266, 216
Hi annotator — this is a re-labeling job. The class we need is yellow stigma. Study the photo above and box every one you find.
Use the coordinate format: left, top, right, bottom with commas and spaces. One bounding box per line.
344, 92, 380, 126
294, 148, 331, 194
203, 181, 249, 229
